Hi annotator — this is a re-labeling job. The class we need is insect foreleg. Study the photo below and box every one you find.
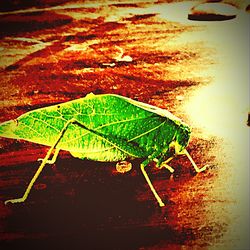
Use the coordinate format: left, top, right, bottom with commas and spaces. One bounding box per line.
157, 157, 175, 173
153, 147, 175, 173
4, 119, 76, 205
183, 149, 207, 173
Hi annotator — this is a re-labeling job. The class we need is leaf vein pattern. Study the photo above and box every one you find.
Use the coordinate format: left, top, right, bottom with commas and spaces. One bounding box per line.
67, 103, 127, 117
60, 116, 154, 146
20, 121, 45, 138
29, 115, 61, 133
61, 119, 166, 156
86, 129, 139, 158
40, 111, 68, 121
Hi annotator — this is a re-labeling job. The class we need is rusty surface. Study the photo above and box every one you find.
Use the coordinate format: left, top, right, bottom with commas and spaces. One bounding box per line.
0, 1, 249, 249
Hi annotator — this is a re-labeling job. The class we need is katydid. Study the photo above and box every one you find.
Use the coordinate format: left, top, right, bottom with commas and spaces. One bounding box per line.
0, 93, 206, 207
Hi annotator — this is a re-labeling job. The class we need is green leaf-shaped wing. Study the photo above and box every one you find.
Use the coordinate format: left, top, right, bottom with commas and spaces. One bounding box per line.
0, 94, 183, 162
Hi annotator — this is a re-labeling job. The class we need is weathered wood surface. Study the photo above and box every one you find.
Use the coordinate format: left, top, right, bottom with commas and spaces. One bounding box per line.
0, 1, 249, 249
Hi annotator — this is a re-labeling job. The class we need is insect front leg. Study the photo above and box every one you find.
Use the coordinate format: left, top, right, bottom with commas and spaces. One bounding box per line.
154, 147, 175, 173
140, 155, 165, 207
155, 157, 175, 174
4, 119, 76, 205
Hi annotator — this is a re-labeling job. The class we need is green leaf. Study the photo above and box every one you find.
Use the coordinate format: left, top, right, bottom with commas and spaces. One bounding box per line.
0, 94, 187, 162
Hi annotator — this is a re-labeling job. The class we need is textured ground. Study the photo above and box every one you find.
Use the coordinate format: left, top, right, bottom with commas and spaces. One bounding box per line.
0, 1, 249, 249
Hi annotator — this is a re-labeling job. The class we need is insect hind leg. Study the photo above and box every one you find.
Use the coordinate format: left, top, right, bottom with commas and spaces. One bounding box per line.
37, 148, 60, 165
4, 147, 57, 204
4, 118, 76, 205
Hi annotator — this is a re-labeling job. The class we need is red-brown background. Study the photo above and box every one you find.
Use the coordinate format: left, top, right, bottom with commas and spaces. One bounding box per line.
0, 1, 249, 249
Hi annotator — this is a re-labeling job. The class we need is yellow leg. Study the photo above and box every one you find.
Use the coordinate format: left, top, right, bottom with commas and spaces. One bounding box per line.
184, 149, 207, 173
140, 163, 165, 207
37, 148, 60, 164
4, 119, 76, 205
5, 146, 56, 204
159, 157, 175, 173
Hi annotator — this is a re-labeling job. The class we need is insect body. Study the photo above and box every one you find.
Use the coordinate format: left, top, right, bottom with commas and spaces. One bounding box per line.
0, 93, 206, 206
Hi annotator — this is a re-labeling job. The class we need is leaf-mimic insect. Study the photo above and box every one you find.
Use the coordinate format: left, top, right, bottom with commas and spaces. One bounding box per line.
0, 93, 206, 206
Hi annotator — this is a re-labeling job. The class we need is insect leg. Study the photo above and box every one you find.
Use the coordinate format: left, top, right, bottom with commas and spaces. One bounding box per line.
158, 157, 175, 173
140, 158, 165, 207
184, 149, 207, 173
153, 147, 175, 173
5, 147, 55, 204
4, 119, 76, 204
67, 119, 147, 158
37, 148, 60, 164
